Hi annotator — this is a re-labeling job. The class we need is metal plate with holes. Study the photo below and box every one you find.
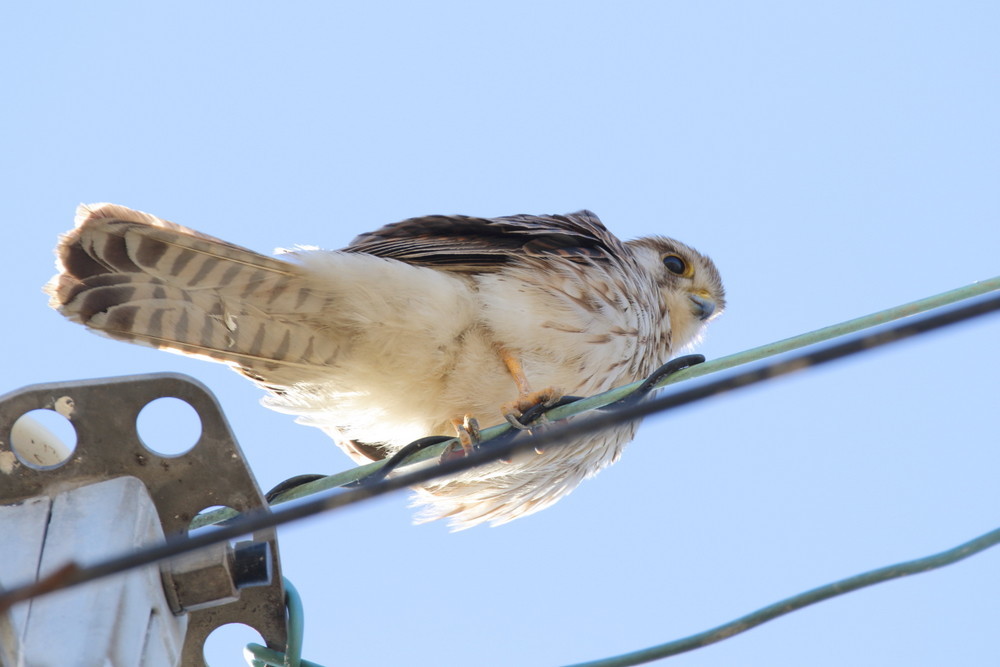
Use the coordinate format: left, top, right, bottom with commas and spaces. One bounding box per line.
0, 373, 287, 666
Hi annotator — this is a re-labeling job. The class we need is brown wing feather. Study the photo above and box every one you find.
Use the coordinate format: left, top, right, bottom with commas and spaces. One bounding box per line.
344, 210, 625, 272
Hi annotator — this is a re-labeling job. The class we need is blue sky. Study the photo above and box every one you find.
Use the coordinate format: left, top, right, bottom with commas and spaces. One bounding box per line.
3, 3, 999, 666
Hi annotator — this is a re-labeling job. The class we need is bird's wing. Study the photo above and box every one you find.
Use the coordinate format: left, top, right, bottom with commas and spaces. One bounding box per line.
344, 210, 626, 272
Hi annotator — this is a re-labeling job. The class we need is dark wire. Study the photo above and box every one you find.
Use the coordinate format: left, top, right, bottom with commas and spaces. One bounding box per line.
1, 293, 997, 611
353, 436, 453, 484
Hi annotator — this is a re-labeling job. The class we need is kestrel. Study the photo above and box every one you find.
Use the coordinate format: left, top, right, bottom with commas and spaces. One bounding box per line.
46, 204, 725, 528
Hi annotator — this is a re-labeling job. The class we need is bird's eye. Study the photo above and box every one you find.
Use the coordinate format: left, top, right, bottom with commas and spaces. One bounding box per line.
662, 254, 688, 276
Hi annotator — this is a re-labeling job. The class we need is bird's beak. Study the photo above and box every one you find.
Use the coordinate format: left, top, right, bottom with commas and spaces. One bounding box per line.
688, 292, 717, 321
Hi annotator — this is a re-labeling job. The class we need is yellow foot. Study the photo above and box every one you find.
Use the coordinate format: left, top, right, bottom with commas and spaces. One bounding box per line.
501, 387, 564, 431
449, 414, 481, 455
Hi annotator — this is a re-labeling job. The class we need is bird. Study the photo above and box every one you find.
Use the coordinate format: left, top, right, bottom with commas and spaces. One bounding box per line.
46, 203, 725, 529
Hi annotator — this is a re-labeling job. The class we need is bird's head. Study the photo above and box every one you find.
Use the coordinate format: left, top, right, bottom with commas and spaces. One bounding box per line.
627, 236, 726, 350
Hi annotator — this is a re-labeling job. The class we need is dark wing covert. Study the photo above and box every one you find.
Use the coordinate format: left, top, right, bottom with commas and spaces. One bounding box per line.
344, 210, 625, 272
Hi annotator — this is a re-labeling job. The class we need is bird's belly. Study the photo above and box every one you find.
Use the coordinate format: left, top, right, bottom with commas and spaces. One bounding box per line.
275, 324, 635, 453
273, 268, 648, 452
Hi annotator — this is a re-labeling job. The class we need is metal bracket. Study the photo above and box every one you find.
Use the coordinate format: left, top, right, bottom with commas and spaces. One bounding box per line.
0, 373, 287, 666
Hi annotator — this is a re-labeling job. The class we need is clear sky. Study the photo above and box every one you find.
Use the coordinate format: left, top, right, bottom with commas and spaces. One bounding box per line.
3, 3, 999, 666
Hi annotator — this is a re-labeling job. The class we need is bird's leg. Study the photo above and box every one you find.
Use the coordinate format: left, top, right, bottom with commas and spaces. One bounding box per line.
498, 348, 563, 431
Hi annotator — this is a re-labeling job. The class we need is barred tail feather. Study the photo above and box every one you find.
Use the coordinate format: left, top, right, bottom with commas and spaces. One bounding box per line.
47, 203, 338, 377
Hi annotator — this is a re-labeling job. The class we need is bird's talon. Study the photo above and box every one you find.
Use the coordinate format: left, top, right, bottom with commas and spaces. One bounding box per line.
504, 411, 530, 430
464, 415, 481, 443
501, 387, 564, 430
451, 415, 481, 454
441, 416, 479, 464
